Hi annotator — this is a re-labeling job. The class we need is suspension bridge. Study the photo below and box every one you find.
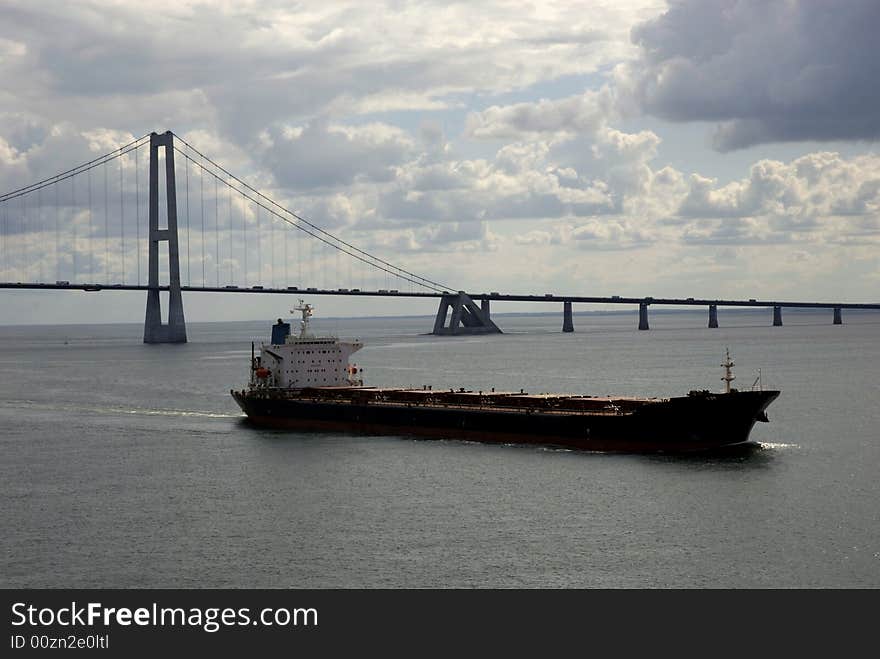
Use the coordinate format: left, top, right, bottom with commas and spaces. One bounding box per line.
1, 130, 877, 341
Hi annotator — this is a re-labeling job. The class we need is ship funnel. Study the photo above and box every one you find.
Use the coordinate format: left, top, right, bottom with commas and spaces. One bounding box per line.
271, 318, 291, 344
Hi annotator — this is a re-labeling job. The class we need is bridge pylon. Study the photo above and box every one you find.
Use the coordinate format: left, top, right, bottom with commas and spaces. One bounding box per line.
432, 292, 502, 335
638, 302, 650, 330
144, 131, 187, 344
708, 304, 719, 328
562, 301, 574, 332
772, 305, 783, 327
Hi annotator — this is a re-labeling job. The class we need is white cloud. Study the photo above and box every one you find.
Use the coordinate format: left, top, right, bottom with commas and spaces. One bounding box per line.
0, 1, 653, 139
677, 152, 880, 244
465, 88, 615, 140
0, 36, 26, 59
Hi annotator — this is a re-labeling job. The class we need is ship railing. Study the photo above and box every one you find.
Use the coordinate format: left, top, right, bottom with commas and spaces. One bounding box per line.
286, 393, 632, 416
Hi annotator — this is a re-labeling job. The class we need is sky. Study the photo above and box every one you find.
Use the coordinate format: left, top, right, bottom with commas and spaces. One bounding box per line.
0, 0, 878, 324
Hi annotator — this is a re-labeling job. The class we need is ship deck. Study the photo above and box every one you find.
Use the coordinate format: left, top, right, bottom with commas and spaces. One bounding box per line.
243, 385, 667, 416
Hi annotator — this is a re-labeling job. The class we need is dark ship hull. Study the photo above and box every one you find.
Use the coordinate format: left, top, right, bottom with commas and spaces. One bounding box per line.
231, 387, 779, 453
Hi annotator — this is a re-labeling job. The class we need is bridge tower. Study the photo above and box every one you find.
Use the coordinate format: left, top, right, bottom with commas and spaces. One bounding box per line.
144, 131, 187, 344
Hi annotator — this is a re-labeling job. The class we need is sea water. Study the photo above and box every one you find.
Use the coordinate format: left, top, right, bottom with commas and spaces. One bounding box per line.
2, 309, 878, 587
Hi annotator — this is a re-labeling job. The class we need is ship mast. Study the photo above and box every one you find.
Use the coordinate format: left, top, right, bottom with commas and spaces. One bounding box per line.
721, 348, 735, 394
292, 300, 314, 339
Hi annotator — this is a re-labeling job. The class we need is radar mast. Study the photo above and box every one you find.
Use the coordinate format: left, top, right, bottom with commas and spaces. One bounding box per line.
292, 300, 314, 339
721, 348, 736, 394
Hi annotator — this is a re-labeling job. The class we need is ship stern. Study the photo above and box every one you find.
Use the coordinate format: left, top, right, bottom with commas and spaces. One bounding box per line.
230, 389, 249, 414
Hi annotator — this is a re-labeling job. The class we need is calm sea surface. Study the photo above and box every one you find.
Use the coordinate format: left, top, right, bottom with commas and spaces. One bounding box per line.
2, 310, 878, 587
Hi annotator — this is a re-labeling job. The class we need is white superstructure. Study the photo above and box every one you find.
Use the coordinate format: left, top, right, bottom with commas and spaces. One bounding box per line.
251, 301, 363, 389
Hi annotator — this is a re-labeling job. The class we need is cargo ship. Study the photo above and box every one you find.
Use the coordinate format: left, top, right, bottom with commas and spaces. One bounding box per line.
231, 303, 779, 453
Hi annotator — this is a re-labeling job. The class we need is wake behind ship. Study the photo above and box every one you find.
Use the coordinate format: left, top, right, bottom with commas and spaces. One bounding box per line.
231, 303, 779, 453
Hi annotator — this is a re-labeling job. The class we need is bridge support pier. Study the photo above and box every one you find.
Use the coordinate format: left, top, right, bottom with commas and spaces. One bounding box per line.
562, 301, 574, 332
144, 131, 187, 344
833, 307, 842, 325
708, 304, 718, 328
432, 292, 502, 335
638, 303, 650, 330
772, 305, 783, 327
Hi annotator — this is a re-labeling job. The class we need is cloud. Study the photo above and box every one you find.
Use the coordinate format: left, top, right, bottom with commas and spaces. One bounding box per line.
377, 146, 616, 226
676, 152, 880, 244
465, 88, 614, 140
263, 120, 415, 191
363, 220, 497, 254
513, 229, 555, 246
571, 219, 653, 250
624, 0, 880, 150
512, 217, 654, 251
0, 1, 646, 144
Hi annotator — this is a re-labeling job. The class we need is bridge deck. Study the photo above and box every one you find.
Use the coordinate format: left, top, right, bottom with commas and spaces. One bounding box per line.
1, 282, 878, 310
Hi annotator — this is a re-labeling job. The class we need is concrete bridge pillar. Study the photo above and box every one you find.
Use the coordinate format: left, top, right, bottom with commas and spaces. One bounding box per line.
144, 131, 187, 344
562, 301, 574, 332
638, 302, 650, 331
833, 307, 842, 325
772, 305, 783, 327
708, 304, 719, 328
432, 292, 502, 335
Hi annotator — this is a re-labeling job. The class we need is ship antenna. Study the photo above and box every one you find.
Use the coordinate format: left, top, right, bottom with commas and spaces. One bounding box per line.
292, 299, 314, 338
721, 347, 735, 394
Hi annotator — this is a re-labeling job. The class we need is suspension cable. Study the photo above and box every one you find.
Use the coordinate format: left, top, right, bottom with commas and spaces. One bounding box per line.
185, 154, 191, 286
200, 162, 205, 286
120, 147, 125, 284
0, 134, 150, 203
171, 134, 453, 292
87, 167, 92, 281
242, 192, 248, 286
175, 149, 450, 293
0, 131, 457, 293
135, 144, 140, 286
104, 157, 109, 284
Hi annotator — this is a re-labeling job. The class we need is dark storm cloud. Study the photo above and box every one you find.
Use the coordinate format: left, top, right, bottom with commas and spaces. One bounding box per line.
627, 0, 880, 150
